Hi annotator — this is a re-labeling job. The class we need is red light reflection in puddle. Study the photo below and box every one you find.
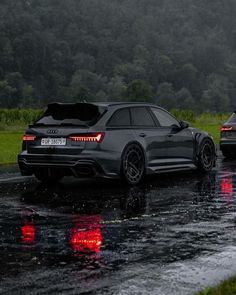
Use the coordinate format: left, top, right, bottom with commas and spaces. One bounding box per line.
70, 215, 103, 253
21, 223, 36, 244
221, 178, 233, 196
220, 176, 233, 207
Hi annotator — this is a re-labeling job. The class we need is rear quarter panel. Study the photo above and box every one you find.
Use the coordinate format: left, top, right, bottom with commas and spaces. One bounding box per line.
85, 126, 137, 176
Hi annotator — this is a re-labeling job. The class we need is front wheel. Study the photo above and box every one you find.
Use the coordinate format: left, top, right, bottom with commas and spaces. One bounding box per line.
121, 143, 145, 185
197, 139, 215, 172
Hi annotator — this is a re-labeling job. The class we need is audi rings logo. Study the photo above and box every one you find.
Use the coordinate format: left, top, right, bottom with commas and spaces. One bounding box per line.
47, 129, 59, 134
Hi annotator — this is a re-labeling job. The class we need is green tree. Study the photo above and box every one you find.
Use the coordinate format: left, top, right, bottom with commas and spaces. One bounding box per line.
122, 80, 153, 102
156, 82, 176, 109
200, 74, 230, 112
114, 63, 145, 83
73, 86, 90, 102
175, 87, 194, 109
106, 76, 126, 100
0, 80, 16, 107
22, 84, 34, 107
70, 70, 107, 101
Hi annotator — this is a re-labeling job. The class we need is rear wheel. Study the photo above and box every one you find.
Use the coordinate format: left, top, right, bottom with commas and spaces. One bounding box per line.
34, 169, 64, 183
121, 143, 145, 185
197, 139, 215, 172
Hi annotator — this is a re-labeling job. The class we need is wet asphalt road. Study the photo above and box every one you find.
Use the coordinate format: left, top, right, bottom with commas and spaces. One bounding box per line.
1, 155, 236, 294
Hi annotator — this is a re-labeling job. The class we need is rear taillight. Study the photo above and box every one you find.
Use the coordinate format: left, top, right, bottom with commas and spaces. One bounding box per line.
69, 132, 105, 143
221, 126, 233, 132
23, 134, 36, 141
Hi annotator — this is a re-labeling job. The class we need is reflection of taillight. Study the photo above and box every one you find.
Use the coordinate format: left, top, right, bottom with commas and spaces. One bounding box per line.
70, 214, 103, 253
221, 177, 233, 196
69, 132, 105, 143
221, 126, 233, 132
21, 223, 36, 244
23, 134, 36, 141
70, 229, 102, 253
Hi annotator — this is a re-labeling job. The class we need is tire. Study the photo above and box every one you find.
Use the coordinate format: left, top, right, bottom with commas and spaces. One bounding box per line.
34, 169, 64, 183
197, 139, 215, 172
121, 143, 145, 185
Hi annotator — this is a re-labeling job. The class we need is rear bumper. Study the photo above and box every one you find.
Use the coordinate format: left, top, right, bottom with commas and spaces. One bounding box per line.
220, 139, 236, 149
18, 151, 120, 179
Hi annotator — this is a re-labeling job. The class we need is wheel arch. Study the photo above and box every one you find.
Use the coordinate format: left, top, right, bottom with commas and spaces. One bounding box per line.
195, 134, 216, 169
120, 141, 147, 173
195, 133, 216, 158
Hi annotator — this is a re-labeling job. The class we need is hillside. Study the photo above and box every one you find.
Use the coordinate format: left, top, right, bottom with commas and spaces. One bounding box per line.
0, 0, 236, 111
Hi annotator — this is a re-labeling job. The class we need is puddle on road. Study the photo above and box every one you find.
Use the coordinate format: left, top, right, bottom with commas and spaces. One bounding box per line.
1, 158, 236, 294
0, 164, 20, 181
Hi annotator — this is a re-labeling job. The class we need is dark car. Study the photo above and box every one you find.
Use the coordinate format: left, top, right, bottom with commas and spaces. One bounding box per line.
18, 102, 216, 185
220, 111, 236, 158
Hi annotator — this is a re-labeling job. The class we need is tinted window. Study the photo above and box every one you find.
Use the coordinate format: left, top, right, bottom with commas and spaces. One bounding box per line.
131, 107, 156, 127
228, 113, 236, 123
36, 103, 104, 126
108, 108, 131, 126
151, 108, 180, 127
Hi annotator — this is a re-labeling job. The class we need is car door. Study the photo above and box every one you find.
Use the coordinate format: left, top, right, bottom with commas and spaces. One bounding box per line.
130, 107, 169, 167
150, 107, 194, 163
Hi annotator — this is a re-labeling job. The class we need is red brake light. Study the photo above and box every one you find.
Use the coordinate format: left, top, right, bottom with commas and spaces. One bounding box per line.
221, 126, 233, 132
23, 134, 36, 141
69, 132, 105, 143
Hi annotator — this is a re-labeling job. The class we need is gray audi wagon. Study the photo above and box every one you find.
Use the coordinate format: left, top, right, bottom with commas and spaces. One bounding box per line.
18, 102, 216, 185
220, 111, 236, 158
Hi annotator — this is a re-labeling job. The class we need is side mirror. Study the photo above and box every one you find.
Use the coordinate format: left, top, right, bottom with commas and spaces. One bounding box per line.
179, 120, 189, 129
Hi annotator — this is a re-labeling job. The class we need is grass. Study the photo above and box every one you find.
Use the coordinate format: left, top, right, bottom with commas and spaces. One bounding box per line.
0, 132, 23, 164
193, 113, 229, 144
193, 123, 221, 143
197, 276, 236, 295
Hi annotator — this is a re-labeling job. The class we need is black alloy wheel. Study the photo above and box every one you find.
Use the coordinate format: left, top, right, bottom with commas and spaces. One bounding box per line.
121, 143, 145, 185
197, 139, 215, 172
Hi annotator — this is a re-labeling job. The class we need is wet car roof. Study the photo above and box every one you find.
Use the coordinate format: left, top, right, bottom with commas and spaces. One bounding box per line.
48, 102, 159, 108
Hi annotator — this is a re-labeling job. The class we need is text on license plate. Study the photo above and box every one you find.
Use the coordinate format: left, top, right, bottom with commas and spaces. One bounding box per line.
41, 138, 66, 146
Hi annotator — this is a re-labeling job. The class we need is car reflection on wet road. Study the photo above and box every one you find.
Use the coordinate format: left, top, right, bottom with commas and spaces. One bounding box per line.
1, 156, 236, 294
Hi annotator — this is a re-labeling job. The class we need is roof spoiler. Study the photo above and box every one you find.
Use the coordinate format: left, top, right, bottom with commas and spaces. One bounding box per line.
47, 102, 107, 113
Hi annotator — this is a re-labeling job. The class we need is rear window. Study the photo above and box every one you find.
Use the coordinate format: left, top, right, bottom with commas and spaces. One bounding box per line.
227, 112, 236, 123
35, 103, 105, 126
107, 108, 131, 126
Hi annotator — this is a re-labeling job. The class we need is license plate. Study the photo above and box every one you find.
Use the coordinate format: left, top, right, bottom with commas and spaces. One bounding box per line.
41, 138, 66, 146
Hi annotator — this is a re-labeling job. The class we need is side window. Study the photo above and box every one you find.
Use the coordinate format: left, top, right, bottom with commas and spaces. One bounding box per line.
107, 108, 131, 126
151, 108, 180, 127
131, 107, 156, 127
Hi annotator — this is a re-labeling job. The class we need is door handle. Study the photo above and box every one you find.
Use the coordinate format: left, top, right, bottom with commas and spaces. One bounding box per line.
139, 133, 146, 137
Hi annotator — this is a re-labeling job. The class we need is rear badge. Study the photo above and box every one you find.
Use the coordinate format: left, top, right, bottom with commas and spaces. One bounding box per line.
47, 129, 59, 134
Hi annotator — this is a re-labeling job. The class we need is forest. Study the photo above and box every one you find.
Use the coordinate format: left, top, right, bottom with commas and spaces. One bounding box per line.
0, 0, 236, 112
